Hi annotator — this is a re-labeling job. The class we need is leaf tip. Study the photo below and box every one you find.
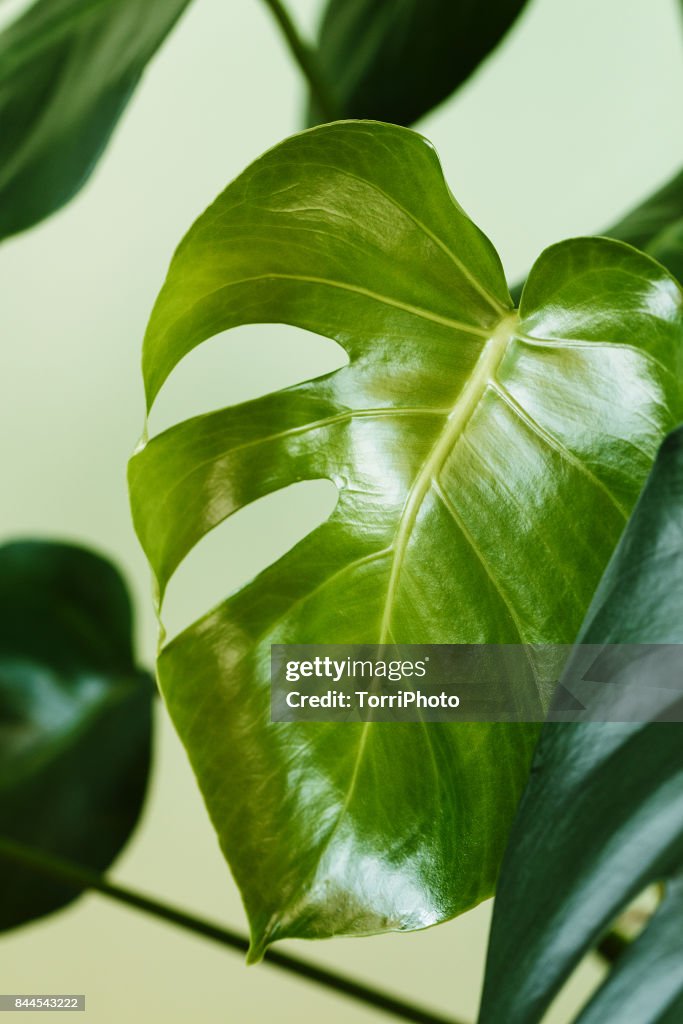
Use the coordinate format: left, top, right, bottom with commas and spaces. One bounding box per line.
246, 931, 270, 966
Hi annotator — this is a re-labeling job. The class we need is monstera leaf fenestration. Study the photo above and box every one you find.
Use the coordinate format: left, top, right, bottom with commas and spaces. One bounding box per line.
510, 168, 683, 304
0, 541, 153, 930
607, 168, 683, 286
129, 122, 683, 959
0, 0, 192, 241
479, 426, 683, 1024
308, 0, 530, 126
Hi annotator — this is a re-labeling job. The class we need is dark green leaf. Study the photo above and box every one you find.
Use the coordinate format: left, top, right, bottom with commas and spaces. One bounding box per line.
129, 122, 683, 958
0, 540, 153, 930
308, 0, 529, 126
0, 0, 191, 241
479, 427, 683, 1024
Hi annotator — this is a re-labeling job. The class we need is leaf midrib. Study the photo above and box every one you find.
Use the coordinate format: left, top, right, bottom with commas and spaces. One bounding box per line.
378, 310, 518, 642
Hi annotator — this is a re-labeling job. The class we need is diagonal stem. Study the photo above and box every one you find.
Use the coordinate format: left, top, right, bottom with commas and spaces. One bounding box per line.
259, 0, 340, 121
0, 836, 463, 1024
596, 930, 630, 964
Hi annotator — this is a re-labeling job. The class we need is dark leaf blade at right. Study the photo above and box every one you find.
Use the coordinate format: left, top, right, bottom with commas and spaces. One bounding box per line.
479, 426, 683, 1024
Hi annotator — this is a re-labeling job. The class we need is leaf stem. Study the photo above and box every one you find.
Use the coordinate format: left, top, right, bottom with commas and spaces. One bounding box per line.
0, 837, 462, 1024
259, 0, 340, 121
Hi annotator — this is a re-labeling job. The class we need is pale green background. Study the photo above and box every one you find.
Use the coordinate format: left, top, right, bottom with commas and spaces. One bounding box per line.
1, 0, 682, 1021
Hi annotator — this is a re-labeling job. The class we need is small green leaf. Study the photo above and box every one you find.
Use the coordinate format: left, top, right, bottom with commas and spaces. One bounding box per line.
0, 0, 191, 241
479, 427, 683, 1024
308, 0, 529, 126
129, 122, 683, 958
0, 540, 153, 931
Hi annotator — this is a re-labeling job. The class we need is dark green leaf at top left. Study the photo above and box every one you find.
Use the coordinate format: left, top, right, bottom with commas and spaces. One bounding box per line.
0, 540, 154, 931
0, 0, 192, 242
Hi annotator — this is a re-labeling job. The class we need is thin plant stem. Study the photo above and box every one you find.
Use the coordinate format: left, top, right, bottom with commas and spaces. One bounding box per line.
259, 0, 340, 122
595, 930, 630, 964
0, 837, 463, 1024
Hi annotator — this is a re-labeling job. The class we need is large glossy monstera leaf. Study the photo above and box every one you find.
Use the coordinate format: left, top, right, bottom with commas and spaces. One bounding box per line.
129, 122, 683, 958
